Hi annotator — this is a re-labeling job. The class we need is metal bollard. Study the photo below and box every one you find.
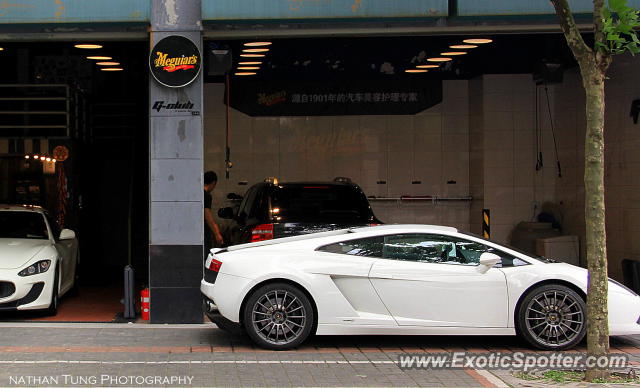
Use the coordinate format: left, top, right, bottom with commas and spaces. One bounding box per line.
123, 265, 136, 319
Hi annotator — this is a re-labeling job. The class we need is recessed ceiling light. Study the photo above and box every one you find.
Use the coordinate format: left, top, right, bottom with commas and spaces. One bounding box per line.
450, 44, 478, 49
101, 68, 124, 71
237, 66, 260, 70
463, 38, 493, 44
96, 61, 120, 66
441, 51, 467, 56
75, 44, 103, 49
427, 57, 452, 62
235, 72, 257, 76
87, 56, 112, 60
405, 69, 428, 73
416, 64, 439, 69
244, 42, 272, 47
240, 54, 265, 58
243, 48, 269, 53
0, 47, 4, 51
238, 61, 262, 65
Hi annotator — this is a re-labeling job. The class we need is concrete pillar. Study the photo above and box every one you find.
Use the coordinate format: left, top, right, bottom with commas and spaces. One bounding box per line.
149, 0, 203, 323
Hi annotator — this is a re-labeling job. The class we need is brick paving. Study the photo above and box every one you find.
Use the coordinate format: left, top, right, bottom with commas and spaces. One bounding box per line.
0, 323, 637, 387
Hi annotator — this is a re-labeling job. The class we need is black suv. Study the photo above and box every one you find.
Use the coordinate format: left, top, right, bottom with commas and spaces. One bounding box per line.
218, 178, 381, 246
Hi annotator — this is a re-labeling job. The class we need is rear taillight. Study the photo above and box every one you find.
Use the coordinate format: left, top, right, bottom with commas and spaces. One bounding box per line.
251, 223, 274, 242
208, 259, 222, 272
369, 223, 381, 226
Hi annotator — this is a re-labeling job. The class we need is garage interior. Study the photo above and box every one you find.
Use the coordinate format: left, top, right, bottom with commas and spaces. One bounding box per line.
0, 41, 149, 321
0, 30, 639, 322
204, 33, 640, 285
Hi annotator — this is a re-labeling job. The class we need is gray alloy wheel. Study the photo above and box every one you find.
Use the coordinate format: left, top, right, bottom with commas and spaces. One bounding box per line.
243, 282, 314, 350
517, 284, 586, 350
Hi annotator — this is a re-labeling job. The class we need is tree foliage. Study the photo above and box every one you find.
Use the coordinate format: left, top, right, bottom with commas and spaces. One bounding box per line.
597, 0, 640, 55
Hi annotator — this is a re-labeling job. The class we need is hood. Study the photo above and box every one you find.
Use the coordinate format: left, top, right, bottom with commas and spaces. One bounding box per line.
0, 239, 51, 269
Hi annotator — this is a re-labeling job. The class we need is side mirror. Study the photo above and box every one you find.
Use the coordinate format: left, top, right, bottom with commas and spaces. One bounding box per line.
218, 207, 236, 219
477, 252, 501, 274
59, 229, 76, 240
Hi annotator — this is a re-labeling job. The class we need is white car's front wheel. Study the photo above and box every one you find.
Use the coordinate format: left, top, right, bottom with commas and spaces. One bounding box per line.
243, 282, 314, 350
517, 284, 586, 350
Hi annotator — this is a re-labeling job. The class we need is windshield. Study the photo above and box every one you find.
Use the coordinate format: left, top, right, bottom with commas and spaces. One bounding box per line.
0, 211, 49, 240
271, 185, 374, 223
458, 230, 545, 260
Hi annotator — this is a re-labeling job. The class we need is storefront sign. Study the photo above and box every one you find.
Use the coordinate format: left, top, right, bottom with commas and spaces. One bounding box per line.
150, 36, 201, 88
52, 145, 69, 162
152, 100, 200, 115
228, 78, 442, 116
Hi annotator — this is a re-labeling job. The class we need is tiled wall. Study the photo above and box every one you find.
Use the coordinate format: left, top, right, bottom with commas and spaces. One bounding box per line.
552, 54, 640, 280
203, 81, 471, 231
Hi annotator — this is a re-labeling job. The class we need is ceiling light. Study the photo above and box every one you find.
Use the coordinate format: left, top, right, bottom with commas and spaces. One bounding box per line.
0, 47, 4, 51
243, 48, 269, 53
441, 51, 467, 56
237, 66, 260, 70
101, 68, 124, 71
24, 155, 30, 159
427, 57, 452, 62
87, 56, 112, 60
240, 54, 265, 58
52, 159, 57, 162
75, 44, 103, 49
416, 64, 439, 69
405, 69, 428, 73
238, 61, 262, 65
235, 72, 257, 76
45, 157, 52, 162
463, 38, 493, 44
244, 42, 272, 47
96, 61, 120, 66
33, 155, 39, 159
450, 44, 478, 49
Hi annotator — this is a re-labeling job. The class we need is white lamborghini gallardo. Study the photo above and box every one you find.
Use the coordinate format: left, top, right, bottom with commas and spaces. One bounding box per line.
201, 224, 640, 350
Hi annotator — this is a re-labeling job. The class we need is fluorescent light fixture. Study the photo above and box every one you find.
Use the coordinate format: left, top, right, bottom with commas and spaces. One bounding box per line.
96, 62, 120, 66
243, 48, 269, 53
238, 61, 262, 65
240, 54, 265, 58
101, 68, 124, 71
237, 66, 260, 70
440, 51, 467, 56
75, 44, 103, 49
416, 64, 439, 69
450, 44, 478, 49
244, 42, 272, 47
87, 56, 112, 60
463, 38, 493, 44
427, 57, 452, 62
235, 72, 257, 76
405, 69, 428, 73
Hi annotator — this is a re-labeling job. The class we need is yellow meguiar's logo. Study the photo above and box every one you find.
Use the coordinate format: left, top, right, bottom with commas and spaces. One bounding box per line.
154, 52, 198, 72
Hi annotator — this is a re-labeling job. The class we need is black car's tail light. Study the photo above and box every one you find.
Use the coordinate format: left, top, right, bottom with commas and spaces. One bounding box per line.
251, 224, 274, 242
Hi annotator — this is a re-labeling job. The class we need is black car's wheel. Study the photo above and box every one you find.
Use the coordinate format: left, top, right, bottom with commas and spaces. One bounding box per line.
517, 284, 586, 350
44, 268, 59, 317
243, 282, 314, 350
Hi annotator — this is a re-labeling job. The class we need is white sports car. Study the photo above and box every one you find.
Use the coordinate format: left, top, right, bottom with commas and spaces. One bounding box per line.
201, 224, 640, 350
0, 205, 79, 316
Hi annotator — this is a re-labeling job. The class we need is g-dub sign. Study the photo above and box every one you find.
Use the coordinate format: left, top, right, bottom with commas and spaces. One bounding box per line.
150, 35, 201, 88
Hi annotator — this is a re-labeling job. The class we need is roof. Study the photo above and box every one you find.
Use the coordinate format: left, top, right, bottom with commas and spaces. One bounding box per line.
0, 204, 46, 213
224, 224, 458, 252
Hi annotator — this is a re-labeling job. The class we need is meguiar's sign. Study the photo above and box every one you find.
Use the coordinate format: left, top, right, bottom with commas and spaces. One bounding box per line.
150, 35, 201, 88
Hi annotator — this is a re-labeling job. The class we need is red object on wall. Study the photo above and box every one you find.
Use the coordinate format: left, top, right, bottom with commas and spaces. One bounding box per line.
141, 288, 150, 321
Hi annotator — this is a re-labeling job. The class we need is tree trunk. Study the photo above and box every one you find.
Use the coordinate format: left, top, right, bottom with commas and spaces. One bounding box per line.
581, 66, 610, 382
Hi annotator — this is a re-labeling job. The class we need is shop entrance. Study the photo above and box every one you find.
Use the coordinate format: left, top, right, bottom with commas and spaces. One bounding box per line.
0, 41, 149, 322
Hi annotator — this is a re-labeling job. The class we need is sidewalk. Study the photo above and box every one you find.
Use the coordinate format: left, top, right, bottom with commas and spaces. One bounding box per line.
0, 322, 637, 387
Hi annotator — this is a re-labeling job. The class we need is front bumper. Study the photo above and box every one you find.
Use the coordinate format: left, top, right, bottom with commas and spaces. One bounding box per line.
0, 268, 54, 311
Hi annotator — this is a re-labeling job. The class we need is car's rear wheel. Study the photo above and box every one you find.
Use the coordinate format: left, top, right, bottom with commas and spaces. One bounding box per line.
243, 282, 314, 350
517, 284, 586, 350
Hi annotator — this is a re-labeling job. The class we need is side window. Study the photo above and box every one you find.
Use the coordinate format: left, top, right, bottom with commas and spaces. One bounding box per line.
318, 236, 383, 257
238, 187, 258, 219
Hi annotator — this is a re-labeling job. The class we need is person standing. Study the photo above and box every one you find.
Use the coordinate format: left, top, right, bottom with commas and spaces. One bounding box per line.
204, 171, 223, 258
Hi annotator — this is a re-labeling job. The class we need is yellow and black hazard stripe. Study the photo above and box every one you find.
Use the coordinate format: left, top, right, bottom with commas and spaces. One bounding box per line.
482, 209, 490, 239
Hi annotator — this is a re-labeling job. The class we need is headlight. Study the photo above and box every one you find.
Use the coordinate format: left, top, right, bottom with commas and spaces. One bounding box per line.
18, 260, 51, 277
609, 278, 639, 297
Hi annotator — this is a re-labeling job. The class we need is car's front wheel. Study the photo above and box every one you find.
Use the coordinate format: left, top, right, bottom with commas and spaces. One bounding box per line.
243, 282, 314, 350
517, 284, 586, 350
